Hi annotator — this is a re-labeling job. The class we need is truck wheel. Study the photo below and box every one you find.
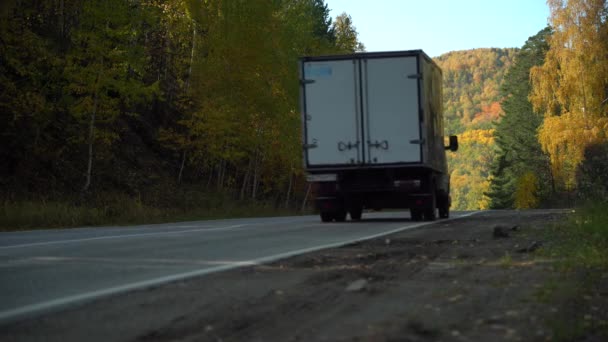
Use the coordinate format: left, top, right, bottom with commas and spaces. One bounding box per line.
424, 184, 437, 221
334, 211, 347, 222
349, 207, 363, 221
438, 193, 450, 219
424, 207, 436, 221
411, 209, 423, 221
320, 212, 333, 222
439, 204, 450, 218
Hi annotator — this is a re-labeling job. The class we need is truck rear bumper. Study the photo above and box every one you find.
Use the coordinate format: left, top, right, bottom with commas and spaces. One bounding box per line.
315, 192, 433, 211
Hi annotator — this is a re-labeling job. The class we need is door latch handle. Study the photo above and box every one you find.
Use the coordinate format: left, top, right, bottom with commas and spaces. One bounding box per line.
368, 140, 389, 150
338, 141, 359, 151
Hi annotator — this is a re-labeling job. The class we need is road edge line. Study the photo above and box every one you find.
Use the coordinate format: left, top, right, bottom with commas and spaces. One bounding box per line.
0, 211, 480, 325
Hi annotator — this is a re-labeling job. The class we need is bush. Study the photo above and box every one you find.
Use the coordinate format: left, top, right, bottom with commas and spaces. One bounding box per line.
576, 142, 608, 202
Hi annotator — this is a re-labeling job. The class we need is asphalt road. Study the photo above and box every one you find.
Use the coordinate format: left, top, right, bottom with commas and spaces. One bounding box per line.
0, 211, 477, 324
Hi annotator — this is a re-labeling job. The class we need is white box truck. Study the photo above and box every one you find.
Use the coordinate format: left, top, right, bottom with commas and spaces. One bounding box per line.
299, 50, 458, 222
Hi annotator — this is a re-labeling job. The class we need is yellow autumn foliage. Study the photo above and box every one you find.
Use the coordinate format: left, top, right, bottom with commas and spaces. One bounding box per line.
514, 172, 539, 209
458, 129, 495, 145
448, 129, 495, 210
530, 0, 608, 191
538, 114, 608, 188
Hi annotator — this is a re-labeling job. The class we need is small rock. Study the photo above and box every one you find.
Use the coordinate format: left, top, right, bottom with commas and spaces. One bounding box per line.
385, 238, 391, 245
493, 225, 510, 238
511, 225, 520, 231
517, 241, 543, 253
346, 278, 368, 292
448, 294, 463, 302
506, 310, 519, 317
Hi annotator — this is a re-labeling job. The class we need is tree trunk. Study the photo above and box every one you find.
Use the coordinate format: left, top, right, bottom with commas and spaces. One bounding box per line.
176, 23, 197, 186
82, 89, 99, 193
59, 0, 65, 39
240, 159, 252, 200
252, 151, 260, 200
217, 159, 226, 190
185, 24, 196, 92
206, 165, 214, 188
301, 183, 311, 213
177, 149, 187, 184
285, 172, 293, 209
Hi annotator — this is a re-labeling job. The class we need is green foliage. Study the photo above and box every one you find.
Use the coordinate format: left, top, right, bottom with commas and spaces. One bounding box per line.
546, 204, 608, 270
514, 172, 539, 209
576, 142, 608, 202
486, 27, 553, 209
306, 0, 336, 44
0, 193, 303, 231
435, 48, 518, 134
0, 0, 347, 219
332, 12, 365, 52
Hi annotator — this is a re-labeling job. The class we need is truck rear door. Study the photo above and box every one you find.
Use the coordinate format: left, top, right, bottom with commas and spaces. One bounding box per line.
362, 56, 422, 164
301, 59, 361, 167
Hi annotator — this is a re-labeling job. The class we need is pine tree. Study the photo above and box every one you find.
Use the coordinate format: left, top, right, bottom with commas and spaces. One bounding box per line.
486, 27, 552, 208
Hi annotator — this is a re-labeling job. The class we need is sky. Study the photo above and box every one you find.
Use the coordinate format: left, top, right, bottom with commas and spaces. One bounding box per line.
326, 0, 551, 57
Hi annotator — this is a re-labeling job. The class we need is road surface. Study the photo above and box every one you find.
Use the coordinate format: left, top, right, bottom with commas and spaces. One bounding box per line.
0, 211, 477, 323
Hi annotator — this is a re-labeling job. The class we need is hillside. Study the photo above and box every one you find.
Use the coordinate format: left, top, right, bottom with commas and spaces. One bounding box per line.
434, 48, 518, 210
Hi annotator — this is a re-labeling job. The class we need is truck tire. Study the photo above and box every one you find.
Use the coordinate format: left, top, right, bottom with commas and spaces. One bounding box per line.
411, 209, 423, 221
424, 182, 437, 221
438, 192, 450, 218
334, 211, 347, 222
349, 207, 363, 221
320, 212, 333, 222
439, 203, 450, 219
424, 207, 436, 221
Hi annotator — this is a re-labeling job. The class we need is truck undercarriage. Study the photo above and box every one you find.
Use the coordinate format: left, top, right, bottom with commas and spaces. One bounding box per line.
311, 167, 451, 222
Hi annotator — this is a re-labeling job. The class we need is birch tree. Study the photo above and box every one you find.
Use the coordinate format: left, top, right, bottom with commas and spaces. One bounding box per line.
530, 0, 608, 189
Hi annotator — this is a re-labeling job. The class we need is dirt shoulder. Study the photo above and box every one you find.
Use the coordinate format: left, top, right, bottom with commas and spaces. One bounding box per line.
3, 210, 603, 341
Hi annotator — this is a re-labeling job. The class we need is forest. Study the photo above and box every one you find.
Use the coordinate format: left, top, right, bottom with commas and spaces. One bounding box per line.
0, 0, 366, 227
435, 48, 518, 210
1, 0, 607, 228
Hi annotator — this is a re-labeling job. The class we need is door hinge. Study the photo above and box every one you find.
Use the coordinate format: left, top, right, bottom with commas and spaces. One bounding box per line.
303, 139, 318, 149
407, 73, 422, 79
300, 79, 315, 85
409, 139, 425, 145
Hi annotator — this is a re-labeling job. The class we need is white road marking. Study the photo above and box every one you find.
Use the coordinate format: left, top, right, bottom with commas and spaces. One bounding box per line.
0, 211, 480, 323
3, 256, 257, 267
0, 224, 247, 250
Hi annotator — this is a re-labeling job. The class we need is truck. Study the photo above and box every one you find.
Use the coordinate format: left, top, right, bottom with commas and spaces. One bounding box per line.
299, 50, 458, 222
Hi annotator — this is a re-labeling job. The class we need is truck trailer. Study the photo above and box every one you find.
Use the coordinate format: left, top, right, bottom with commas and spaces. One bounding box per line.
299, 50, 458, 222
